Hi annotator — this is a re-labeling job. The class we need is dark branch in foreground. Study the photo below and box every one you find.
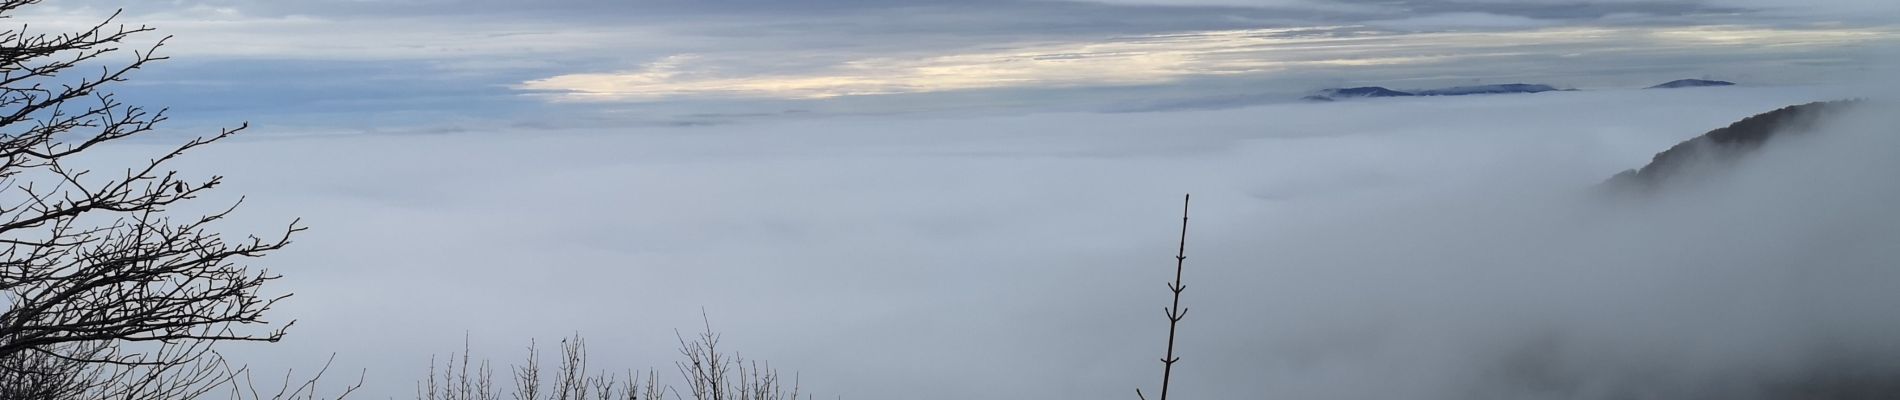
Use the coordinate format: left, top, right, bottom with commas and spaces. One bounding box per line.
1138, 194, 1191, 400
0, 0, 317, 397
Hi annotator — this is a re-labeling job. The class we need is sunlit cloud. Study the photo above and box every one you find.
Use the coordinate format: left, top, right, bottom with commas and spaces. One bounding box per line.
1647, 25, 1897, 46
518, 25, 1900, 101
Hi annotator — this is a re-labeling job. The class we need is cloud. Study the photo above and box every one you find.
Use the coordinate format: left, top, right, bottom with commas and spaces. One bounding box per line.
516, 27, 1435, 100
1075, 0, 1739, 19
112, 84, 1893, 398
1065, 0, 1900, 24
14, 3, 1900, 397
1052, 0, 1394, 13
518, 25, 1897, 101
1711, 0, 1900, 21
11, 3, 748, 70
1364, 12, 1556, 29
17, 0, 1898, 128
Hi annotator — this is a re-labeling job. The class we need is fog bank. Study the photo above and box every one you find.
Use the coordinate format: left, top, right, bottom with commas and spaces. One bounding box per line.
100, 85, 1900, 399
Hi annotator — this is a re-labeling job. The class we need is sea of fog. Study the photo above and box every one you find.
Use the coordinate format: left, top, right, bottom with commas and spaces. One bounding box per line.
101, 85, 1900, 399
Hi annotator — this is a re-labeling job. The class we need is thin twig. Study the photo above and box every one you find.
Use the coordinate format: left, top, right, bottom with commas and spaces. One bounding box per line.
1139, 194, 1191, 400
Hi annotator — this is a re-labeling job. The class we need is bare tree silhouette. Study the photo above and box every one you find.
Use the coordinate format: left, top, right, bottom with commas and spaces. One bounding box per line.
418, 320, 805, 400
0, 0, 316, 397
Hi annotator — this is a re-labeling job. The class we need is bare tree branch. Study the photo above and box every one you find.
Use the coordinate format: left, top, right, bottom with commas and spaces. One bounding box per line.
0, 1, 308, 397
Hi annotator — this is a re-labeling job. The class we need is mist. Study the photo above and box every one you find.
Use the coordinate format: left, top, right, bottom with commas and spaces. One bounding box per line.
99, 85, 1899, 399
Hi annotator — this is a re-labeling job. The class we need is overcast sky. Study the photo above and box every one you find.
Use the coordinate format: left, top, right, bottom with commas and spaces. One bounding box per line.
12, 0, 1899, 132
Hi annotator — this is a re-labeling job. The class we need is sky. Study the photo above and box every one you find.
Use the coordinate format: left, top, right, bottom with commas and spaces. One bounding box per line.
14, 0, 1900, 131
11, 0, 1900, 399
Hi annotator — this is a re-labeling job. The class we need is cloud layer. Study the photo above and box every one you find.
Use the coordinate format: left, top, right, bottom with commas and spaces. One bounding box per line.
85, 85, 1893, 398
518, 25, 1895, 101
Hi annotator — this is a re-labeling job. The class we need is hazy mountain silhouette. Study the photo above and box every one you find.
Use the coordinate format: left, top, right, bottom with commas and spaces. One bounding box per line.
1302, 86, 1417, 101
1303, 83, 1562, 101
1415, 83, 1561, 96
1648, 79, 1736, 89
1605, 100, 1860, 190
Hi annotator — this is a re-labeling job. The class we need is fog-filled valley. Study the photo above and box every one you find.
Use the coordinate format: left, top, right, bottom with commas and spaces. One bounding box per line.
63, 85, 1886, 399
8, 0, 1900, 397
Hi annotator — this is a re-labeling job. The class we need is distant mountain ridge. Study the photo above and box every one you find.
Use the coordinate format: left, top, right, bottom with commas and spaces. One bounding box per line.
1417, 84, 1562, 96
1303, 83, 1563, 101
1648, 79, 1735, 89
1604, 100, 1860, 190
1304, 79, 1737, 102
1301, 87, 1417, 101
